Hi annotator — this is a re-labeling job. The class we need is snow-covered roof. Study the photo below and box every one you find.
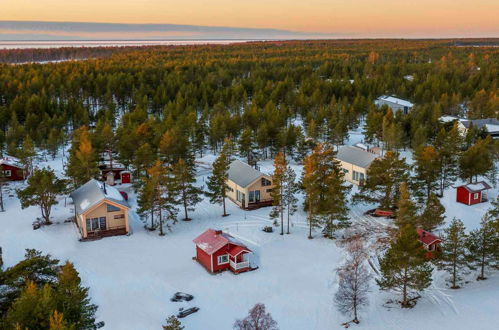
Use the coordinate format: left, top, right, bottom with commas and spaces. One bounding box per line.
460, 118, 499, 132
0, 155, 23, 169
193, 229, 249, 255
460, 181, 492, 193
416, 228, 441, 246
70, 179, 128, 215
375, 95, 414, 108
336, 146, 379, 169
228, 159, 268, 188
439, 115, 461, 123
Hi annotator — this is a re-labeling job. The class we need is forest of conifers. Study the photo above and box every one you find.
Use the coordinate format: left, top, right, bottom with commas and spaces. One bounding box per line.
0, 39, 497, 166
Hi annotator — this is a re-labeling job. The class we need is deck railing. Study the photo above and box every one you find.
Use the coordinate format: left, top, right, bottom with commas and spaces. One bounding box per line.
230, 259, 249, 270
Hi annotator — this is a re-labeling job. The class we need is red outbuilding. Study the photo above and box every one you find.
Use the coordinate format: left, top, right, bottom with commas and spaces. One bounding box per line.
456, 181, 491, 206
416, 227, 442, 259
193, 229, 253, 274
0, 156, 25, 181
120, 171, 132, 184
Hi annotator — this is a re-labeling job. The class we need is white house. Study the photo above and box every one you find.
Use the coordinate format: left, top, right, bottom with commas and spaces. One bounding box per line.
375, 96, 414, 114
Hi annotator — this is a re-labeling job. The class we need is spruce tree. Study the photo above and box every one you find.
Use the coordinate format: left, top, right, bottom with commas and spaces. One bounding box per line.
434, 123, 461, 196
238, 128, 256, 165
459, 136, 494, 183
466, 214, 498, 280
418, 193, 446, 231
437, 218, 468, 289
377, 224, 433, 307
270, 152, 286, 235
207, 141, 231, 217
302, 149, 321, 239
18, 135, 36, 180
395, 182, 417, 228
354, 151, 410, 210
163, 315, 184, 330
171, 159, 202, 221
17, 167, 68, 225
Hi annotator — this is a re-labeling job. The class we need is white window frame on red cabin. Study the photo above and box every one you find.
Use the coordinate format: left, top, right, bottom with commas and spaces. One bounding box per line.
4, 170, 11, 177
473, 193, 479, 200
217, 254, 229, 265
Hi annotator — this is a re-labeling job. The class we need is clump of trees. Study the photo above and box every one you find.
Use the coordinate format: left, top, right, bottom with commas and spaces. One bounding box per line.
233, 303, 278, 330
0, 249, 102, 329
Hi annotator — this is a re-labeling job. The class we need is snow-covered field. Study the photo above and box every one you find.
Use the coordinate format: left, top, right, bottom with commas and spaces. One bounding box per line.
1, 146, 498, 330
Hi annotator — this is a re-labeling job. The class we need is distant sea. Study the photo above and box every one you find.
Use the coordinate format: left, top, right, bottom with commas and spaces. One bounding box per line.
0, 39, 260, 49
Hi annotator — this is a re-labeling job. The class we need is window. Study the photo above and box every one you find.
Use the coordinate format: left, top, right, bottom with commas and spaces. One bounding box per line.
342, 168, 349, 174
236, 190, 243, 202
114, 214, 125, 219
107, 204, 121, 212
4, 170, 11, 177
217, 254, 229, 265
86, 217, 106, 231
266, 188, 272, 193
473, 193, 479, 200
227, 186, 234, 192
99, 217, 107, 230
353, 171, 360, 181
261, 178, 271, 186
249, 190, 260, 203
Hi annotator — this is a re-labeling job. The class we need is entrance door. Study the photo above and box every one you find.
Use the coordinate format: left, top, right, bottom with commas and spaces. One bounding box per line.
99, 217, 107, 230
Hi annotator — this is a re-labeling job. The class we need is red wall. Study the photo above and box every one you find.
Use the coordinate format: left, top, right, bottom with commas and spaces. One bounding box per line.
456, 187, 482, 205
196, 246, 212, 272
1, 164, 24, 181
211, 244, 231, 272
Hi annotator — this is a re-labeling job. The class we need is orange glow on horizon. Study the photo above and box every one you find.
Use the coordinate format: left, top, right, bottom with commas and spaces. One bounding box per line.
1, 0, 498, 37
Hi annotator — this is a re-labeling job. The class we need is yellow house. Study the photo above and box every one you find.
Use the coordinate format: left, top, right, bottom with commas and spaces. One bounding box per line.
70, 179, 130, 240
226, 160, 274, 210
335, 146, 379, 186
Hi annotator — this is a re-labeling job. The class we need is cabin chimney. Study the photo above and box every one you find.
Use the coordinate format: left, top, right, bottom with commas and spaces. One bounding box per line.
215, 230, 223, 235
103, 182, 107, 195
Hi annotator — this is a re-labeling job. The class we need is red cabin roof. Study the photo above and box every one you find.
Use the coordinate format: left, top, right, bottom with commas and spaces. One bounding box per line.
416, 228, 441, 246
193, 229, 250, 255
228, 245, 251, 257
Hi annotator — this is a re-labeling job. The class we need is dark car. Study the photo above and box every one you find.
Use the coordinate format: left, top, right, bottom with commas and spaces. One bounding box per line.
170, 292, 194, 302
177, 307, 199, 318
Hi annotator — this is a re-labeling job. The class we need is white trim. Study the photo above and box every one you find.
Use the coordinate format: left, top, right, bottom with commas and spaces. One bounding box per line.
4, 170, 11, 177
473, 192, 479, 200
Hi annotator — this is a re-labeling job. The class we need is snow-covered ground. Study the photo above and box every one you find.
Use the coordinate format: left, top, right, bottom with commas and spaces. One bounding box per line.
0, 145, 498, 330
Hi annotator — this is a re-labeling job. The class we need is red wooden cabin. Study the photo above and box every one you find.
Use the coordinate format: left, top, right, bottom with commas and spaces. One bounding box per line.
193, 229, 252, 274
416, 227, 441, 259
456, 181, 491, 206
0, 157, 25, 181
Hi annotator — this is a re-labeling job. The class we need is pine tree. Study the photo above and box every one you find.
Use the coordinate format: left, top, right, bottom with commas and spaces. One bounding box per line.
163, 315, 184, 330
434, 123, 461, 196
377, 224, 433, 307
171, 159, 202, 221
466, 214, 498, 280
419, 193, 446, 231
238, 128, 256, 165
270, 152, 286, 235
283, 165, 298, 235
206, 140, 231, 217
395, 182, 417, 228
133, 143, 156, 180
49, 310, 69, 330
355, 151, 410, 210
66, 126, 99, 187
413, 145, 440, 202
17, 135, 36, 180
0, 169, 6, 212
302, 149, 321, 239
17, 167, 68, 225
437, 218, 468, 289
47, 128, 61, 160
459, 136, 494, 183
54, 262, 98, 329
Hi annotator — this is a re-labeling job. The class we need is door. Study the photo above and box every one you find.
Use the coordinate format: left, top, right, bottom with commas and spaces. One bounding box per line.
254, 190, 260, 202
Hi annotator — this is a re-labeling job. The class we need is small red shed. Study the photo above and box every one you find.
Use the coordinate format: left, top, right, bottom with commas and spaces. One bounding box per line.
120, 171, 131, 184
193, 229, 252, 274
0, 157, 25, 181
416, 227, 442, 259
456, 181, 491, 206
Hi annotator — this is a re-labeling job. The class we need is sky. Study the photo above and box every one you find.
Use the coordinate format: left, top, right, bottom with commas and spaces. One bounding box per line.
1, 0, 498, 39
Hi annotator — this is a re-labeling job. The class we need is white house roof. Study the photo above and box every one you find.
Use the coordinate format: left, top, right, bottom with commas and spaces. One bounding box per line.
0, 156, 23, 169
336, 146, 379, 169
70, 179, 128, 215
376, 95, 414, 108
227, 159, 267, 188
460, 118, 499, 131
461, 181, 492, 193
